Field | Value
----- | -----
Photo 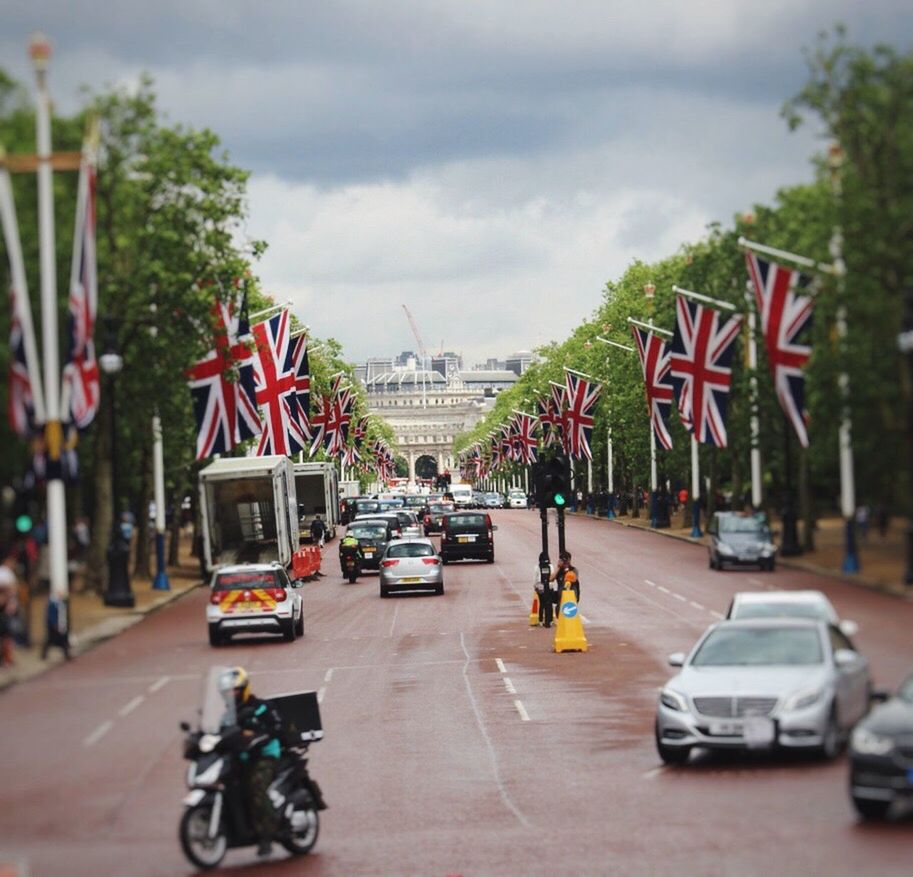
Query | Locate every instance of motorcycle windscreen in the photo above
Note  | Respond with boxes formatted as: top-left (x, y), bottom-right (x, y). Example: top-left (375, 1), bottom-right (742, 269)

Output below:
top-left (200, 665), bottom-right (237, 734)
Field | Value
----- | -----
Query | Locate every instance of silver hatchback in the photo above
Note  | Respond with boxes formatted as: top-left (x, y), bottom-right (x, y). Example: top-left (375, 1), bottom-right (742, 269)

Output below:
top-left (379, 538), bottom-right (444, 597)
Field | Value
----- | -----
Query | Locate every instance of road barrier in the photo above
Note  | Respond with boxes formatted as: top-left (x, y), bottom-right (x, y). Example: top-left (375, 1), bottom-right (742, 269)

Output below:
top-left (529, 591), bottom-right (540, 626)
top-left (292, 545), bottom-right (322, 580)
top-left (553, 588), bottom-right (587, 653)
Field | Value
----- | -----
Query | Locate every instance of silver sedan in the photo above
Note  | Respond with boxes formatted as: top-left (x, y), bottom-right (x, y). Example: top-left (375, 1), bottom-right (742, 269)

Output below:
top-left (379, 538), bottom-right (444, 597)
top-left (655, 618), bottom-right (871, 764)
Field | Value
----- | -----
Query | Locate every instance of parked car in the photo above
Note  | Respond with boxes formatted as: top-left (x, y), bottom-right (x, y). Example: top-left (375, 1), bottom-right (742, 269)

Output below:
top-left (507, 489), bottom-right (528, 509)
top-left (483, 492), bottom-right (504, 509)
top-left (727, 590), bottom-right (859, 638)
top-left (206, 563), bottom-right (303, 646)
top-left (708, 511), bottom-right (777, 571)
top-left (472, 491), bottom-right (486, 508)
top-left (848, 670), bottom-right (913, 819)
top-left (424, 502), bottom-right (456, 535)
top-left (379, 538), bottom-right (444, 597)
top-left (655, 618), bottom-right (871, 764)
top-left (342, 521), bottom-right (392, 570)
top-left (440, 511), bottom-right (497, 563)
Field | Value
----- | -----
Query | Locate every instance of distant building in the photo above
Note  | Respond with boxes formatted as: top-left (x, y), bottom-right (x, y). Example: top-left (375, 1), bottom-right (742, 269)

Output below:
top-left (459, 369), bottom-right (518, 396)
top-left (505, 350), bottom-right (533, 376)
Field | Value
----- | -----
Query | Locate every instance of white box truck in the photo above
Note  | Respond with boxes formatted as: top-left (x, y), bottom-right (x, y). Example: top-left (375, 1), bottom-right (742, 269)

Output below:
top-left (198, 455), bottom-right (298, 574)
top-left (294, 462), bottom-right (340, 541)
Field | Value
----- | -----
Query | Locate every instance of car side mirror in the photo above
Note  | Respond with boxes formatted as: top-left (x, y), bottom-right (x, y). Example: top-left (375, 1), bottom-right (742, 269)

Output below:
top-left (834, 648), bottom-right (858, 668)
top-left (839, 619), bottom-right (859, 638)
top-left (667, 652), bottom-right (685, 668)
top-left (869, 689), bottom-right (890, 704)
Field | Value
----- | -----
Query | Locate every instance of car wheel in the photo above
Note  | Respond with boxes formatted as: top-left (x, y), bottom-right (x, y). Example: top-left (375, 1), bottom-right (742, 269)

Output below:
top-left (852, 796), bottom-right (890, 820)
top-left (655, 721), bottom-right (690, 765)
top-left (767, 559), bottom-right (776, 572)
top-left (486, 551), bottom-right (495, 563)
top-left (208, 624), bottom-right (222, 647)
top-left (435, 584), bottom-right (444, 595)
top-left (282, 619), bottom-right (296, 642)
top-left (380, 587), bottom-right (389, 598)
top-left (818, 706), bottom-right (842, 759)
top-left (295, 611), bottom-right (304, 637)
top-left (708, 554), bottom-right (715, 570)
top-left (441, 556), bottom-right (448, 565)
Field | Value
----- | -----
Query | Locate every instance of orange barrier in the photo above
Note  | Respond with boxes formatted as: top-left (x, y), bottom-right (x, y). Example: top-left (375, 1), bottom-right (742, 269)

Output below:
top-left (292, 545), bottom-right (323, 580)
top-left (529, 592), bottom-right (540, 626)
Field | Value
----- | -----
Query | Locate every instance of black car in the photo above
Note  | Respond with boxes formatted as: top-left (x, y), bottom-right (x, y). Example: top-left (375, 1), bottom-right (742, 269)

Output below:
top-left (341, 522), bottom-right (390, 571)
top-left (439, 512), bottom-right (496, 563)
top-left (848, 672), bottom-right (913, 819)
top-left (402, 495), bottom-right (430, 517)
top-left (350, 498), bottom-right (381, 519)
top-left (423, 502), bottom-right (455, 535)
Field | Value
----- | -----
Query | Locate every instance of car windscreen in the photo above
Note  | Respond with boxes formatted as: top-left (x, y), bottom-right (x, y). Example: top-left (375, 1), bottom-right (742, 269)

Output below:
top-left (387, 542), bottom-right (435, 558)
top-left (448, 514), bottom-right (486, 527)
top-left (719, 516), bottom-right (768, 535)
top-left (378, 500), bottom-right (403, 510)
top-left (403, 497), bottom-right (425, 507)
top-left (348, 526), bottom-right (387, 540)
top-left (214, 570), bottom-right (278, 591)
top-left (691, 627), bottom-right (823, 666)
top-left (396, 512), bottom-right (417, 524)
top-left (429, 504), bottom-right (455, 513)
top-left (354, 501), bottom-right (380, 514)
top-left (732, 602), bottom-right (828, 621)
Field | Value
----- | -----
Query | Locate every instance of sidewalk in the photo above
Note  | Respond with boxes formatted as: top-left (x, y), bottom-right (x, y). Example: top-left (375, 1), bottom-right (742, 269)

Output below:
top-left (0, 536), bottom-right (203, 691)
top-left (570, 507), bottom-right (912, 599)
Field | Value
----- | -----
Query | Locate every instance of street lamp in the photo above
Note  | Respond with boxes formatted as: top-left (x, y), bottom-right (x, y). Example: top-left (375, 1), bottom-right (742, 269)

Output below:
top-left (100, 319), bottom-right (134, 607)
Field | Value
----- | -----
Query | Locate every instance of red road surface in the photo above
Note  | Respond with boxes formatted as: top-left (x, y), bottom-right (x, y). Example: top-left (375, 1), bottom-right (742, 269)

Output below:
top-left (1, 511), bottom-right (911, 876)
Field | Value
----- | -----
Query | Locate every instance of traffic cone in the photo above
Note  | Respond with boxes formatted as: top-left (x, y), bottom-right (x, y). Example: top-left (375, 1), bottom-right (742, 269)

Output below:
top-left (529, 591), bottom-right (540, 626)
top-left (553, 587), bottom-right (587, 653)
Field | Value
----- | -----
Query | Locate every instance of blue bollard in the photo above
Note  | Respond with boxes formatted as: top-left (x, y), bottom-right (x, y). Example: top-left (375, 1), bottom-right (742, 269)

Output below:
top-left (152, 532), bottom-right (171, 590)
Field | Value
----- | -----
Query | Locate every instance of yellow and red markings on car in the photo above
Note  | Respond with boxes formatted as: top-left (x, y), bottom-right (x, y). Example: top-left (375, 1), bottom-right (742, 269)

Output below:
top-left (217, 588), bottom-right (278, 613)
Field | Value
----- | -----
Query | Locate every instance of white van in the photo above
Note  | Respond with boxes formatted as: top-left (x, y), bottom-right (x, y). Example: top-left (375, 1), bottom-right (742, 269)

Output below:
top-left (449, 484), bottom-right (474, 507)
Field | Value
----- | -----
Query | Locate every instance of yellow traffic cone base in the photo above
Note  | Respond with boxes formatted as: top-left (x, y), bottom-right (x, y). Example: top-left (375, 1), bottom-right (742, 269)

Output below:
top-left (553, 588), bottom-right (588, 652)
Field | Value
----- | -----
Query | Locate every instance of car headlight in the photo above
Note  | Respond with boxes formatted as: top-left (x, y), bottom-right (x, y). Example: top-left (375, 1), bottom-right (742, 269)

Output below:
top-left (198, 733), bottom-right (219, 753)
top-left (851, 727), bottom-right (894, 756)
top-left (717, 542), bottom-right (735, 556)
top-left (784, 688), bottom-right (824, 711)
top-left (660, 689), bottom-right (688, 712)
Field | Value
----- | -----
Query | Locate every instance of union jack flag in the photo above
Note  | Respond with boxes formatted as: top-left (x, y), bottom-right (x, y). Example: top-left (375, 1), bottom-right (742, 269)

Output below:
top-left (549, 382), bottom-right (568, 452)
top-left (325, 383), bottom-right (353, 457)
top-left (490, 433), bottom-right (502, 471)
top-left (309, 394), bottom-right (329, 457)
top-left (563, 370), bottom-right (602, 461)
top-left (745, 252), bottom-right (814, 447)
top-left (252, 309), bottom-right (303, 456)
top-left (537, 395), bottom-right (558, 447)
top-left (513, 412), bottom-right (539, 464)
top-left (290, 335), bottom-right (311, 442)
top-left (62, 158), bottom-right (100, 429)
top-left (669, 295), bottom-right (743, 448)
top-left (632, 325), bottom-right (674, 450)
top-left (7, 287), bottom-right (34, 438)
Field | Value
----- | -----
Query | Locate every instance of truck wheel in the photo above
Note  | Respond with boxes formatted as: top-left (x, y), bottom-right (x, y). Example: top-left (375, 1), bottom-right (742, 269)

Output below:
top-left (208, 625), bottom-right (222, 647)
top-left (295, 611), bottom-right (304, 637)
top-left (282, 619), bottom-right (296, 642)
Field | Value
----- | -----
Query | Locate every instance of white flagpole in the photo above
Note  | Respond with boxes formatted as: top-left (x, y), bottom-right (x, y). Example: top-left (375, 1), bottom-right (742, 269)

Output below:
top-left (607, 425), bottom-right (615, 518)
top-left (31, 35), bottom-right (69, 604)
top-left (745, 282), bottom-right (763, 509)
top-left (0, 159), bottom-right (46, 421)
top-left (690, 434), bottom-right (702, 537)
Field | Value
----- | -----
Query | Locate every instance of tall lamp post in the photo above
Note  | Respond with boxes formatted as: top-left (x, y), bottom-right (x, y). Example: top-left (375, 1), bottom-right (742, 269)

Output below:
top-left (643, 281), bottom-right (661, 527)
top-left (100, 318), bottom-right (134, 607)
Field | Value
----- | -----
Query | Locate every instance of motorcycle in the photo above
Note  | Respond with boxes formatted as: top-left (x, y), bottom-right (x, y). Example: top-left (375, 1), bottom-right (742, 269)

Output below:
top-left (339, 542), bottom-right (362, 583)
top-left (178, 667), bottom-right (325, 870)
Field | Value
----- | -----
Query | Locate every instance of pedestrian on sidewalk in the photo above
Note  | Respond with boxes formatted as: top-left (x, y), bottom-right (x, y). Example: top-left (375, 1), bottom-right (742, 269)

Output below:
top-left (0, 551), bottom-right (22, 666)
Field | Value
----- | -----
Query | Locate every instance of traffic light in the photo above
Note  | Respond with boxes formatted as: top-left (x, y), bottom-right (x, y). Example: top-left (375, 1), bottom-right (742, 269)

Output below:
top-left (541, 454), bottom-right (570, 509)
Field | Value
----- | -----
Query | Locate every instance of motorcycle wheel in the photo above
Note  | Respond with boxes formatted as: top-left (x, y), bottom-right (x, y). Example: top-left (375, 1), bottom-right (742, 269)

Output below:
top-left (179, 803), bottom-right (227, 871)
top-left (281, 807), bottom-right (319, 856)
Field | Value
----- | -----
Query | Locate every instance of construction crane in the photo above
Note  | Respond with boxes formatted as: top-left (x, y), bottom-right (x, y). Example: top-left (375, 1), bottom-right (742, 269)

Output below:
top-left (402, 304), bottom-right (429, 407)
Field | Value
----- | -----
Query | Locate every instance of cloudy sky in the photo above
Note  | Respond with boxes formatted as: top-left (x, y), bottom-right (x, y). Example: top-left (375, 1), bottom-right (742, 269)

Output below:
top-left (3, 2), bottom-right (910, 367)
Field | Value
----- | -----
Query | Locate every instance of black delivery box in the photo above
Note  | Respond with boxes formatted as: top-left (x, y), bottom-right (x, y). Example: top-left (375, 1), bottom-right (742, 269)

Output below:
top-left (271, 690), bottom-right (323, 742)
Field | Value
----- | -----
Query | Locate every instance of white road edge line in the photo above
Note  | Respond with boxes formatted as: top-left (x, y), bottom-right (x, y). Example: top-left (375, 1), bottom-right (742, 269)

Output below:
top-left (642, 766), bottom-right (666, 779)
top-left (657, 585), bottom-right (671, 594)
top-left (514, 700), bottom-right (530, 722)
top-left (148, 675), bottom-right (170, 694)
top-left (580, 614), bottom-right (591, 623)
top-left (83, 720), bottom-right (113, 748)
top-left (644, 579), bottom-right (657, 587)
top-left (317, 687), bottom-right (326, 704)
top-left (709, 610), bottom-right (724, 619)
top-left (388, 602), bottom-right (400, 638)
top-left (118, 695), bottom-right (144, 717)
top-left (324, 668), bottom-right (334, 683)
top-left (504, 677), bottom-right (517, 695)
top-left (690, 601), bottom-right (705, 610)
top-left (672, 593), bottom-right (687, 602)
top-left (495, 658), bottom-right (506, 674)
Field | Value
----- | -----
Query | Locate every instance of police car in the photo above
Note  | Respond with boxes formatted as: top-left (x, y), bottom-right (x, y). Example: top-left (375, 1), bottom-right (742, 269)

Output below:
top-left (206, 563), bottom-right (304, 646)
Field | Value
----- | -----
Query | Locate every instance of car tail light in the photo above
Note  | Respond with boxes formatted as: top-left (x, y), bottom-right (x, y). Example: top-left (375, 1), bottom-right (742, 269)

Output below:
top-left (488, 529), bottom-right (493, 540)
top-left (210, 592), bottom-right (222, 605)
top-left (381, 559), bottom-right (400, 568)
top-left (485, 514), bottom-right (492, 527)
top-left (271, 588), bottom-right (287, 602)
top-left (424, 515), bottom-right (431, 524)
top-left (422, 558), bottom-right (440, 566)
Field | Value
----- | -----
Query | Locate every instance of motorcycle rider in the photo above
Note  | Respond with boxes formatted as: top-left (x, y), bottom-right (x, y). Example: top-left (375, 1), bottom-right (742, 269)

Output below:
top-left (218, 667), bottom-right (284, 858)
top-left (339, 532), bottom-right (362, 572)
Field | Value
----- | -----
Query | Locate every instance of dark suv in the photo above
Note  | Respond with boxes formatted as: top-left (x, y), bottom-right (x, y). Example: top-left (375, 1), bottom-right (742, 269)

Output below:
top-left (440, 512), bottom-right (497, 563)
top-left (424, 502), bottom-right (455, 535)
top-left (341, 522), bottom-right (391, 571)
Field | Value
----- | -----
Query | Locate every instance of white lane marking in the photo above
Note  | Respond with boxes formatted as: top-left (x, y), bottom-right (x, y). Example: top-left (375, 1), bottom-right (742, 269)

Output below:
top-left (514, 700), bottom-right (530, 722)
top-left (495, 658), bottom-right (506, 674)
top-left (580, 614), bottom-right (591, 623)
top-left (644, 579), bottom-right (657, 587)
top-left (118, 695), bottom-right (145, 717)
top-left (709, 610), bottom-right (724, 619)
top-left (672, 593), bottom-right (687, 602)
top-left (657, 585), bottom-right (671, 594)
top-left (324, 668), bottom-right (334, 683)
top-left (642, 766), bottom-right (666, 779)
top-left (317, 687), bottom-right (326, 704)
top-left (503, 677), bottom-right (517, 695)
top-left (148, 675), bottom-right (170, 694)
top-left (459, 632), bottom-right (530, 827)
top-left (747, 577), bottom-right (763, 586)
top-left (83, 720), bottom-right (113, 748)
top-left (690, 601), bottom-right (705, 610)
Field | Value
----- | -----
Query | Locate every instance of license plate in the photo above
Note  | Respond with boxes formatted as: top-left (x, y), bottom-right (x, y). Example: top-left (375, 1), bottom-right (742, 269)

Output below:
top-left (363, 550), bottom-right (374, 556)
top-left (237, 601), bottom-right (259, 612)
top-left (457, 535), bottom-right (476, 543)
top-left (742, 716), bottom-right (775, 748)
top-left (708, 721), bottom-right (742, 736)
top-left (400, 577), bottom-right (422, 584)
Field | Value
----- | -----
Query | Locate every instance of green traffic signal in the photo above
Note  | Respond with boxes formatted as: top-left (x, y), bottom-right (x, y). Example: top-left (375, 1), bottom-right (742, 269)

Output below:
top-left (554, 492), bottom-right (566, 507)
top-left (15, 514), bottom-right (33, 533)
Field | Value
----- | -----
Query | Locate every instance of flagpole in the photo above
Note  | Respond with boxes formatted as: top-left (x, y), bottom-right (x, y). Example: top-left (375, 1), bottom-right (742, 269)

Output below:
top-left (690, 435), bottom-right (702, 537)
top-left (152, 411), bottom-right (170, 590)
top-left (738, 236), bottom-right (835, 276)
top-left (595, 336), bottom-right (633, 518)
top-left (745, 282), bottom-right (763, 510)
top-left (30, 34), bottom-right (69, 604)
top-left (249, 300), bottom-right (292, 322)
top-left (672, 285), bottom-right (738, 312)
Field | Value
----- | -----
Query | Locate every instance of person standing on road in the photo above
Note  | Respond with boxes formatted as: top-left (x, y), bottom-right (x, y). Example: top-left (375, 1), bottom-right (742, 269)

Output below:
top-left (310, 515), bottom-right (327, 547)
top-left (550, 551), bottom-right (580, 605)
top-left (535, 553), bottom-right (556, 627)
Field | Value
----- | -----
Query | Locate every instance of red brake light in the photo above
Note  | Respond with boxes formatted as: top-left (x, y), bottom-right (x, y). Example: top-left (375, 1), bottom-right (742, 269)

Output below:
top-left (485, 514), bottom-right (492, 527)
top-left (381, 559), bottom-right (400, 568)
top-left (272, 588), bottom-right (287, 602)
top-left (210, 592), bottom-right (221, 605)
top-left (424, 515), bottom-right (431, 523)
top-left (422, 557), bottom-right (440, 566)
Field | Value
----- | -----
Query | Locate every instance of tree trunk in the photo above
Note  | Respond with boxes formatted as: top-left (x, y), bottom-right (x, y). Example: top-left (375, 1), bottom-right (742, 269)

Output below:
top-left (134, 442), bottom-right (152, 580)
top-left (799, 447), bottom-right (815, 552)
top-left (86, 389), bottom-right (113, 595)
